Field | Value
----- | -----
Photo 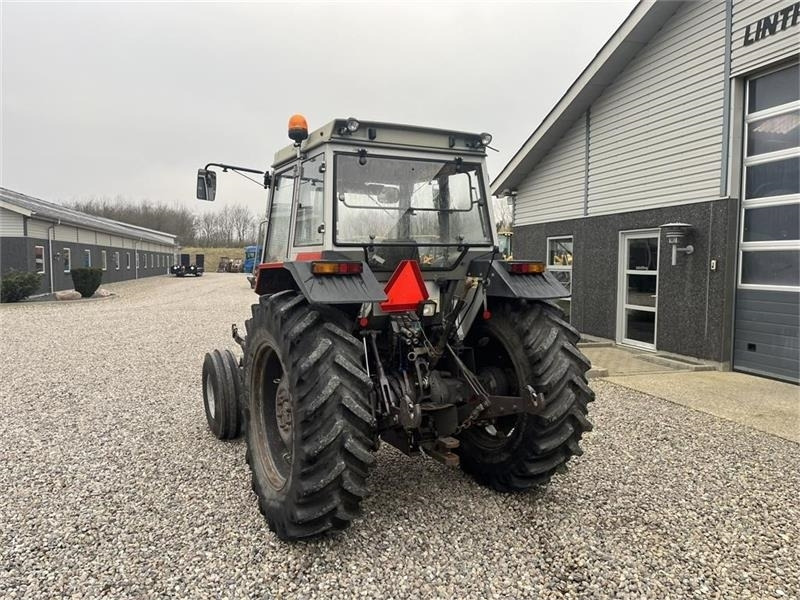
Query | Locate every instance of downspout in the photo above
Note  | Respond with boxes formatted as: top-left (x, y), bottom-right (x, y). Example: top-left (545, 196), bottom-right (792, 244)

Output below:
top-left (47, 219), bottom-right (60, 294)
top-left (134, 238), bottom-right (141, 280)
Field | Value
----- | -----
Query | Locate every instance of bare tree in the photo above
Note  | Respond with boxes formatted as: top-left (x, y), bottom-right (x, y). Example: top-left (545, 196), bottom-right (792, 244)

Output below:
top-left (229, 203), bottom-right (254, 243)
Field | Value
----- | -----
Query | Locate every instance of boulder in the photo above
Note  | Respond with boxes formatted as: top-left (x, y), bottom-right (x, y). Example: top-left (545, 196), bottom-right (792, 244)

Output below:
top-left (55, 290), bottom-right (82, 301)
top-left (94, 288), bottom-right (113, 298)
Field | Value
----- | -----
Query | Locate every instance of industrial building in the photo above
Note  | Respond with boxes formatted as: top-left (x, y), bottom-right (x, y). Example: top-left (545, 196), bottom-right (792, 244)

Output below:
top-left (492, 0), bottom-right (798, 382)
top-left (0, 188), bottom-right (178, 296)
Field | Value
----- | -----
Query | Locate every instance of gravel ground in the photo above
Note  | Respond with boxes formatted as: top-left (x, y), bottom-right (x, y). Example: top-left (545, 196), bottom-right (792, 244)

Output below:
top-left (1, 273), bottom-right (798, 599)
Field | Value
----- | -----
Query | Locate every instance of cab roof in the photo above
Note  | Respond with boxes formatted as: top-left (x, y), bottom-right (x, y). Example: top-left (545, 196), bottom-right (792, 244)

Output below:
top-left (272, 118), bottom-right (489, 167)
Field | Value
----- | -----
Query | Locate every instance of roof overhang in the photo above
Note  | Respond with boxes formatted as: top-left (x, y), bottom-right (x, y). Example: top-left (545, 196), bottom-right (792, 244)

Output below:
top-left (0, 199), bottom-right (33, 217)
top-left (491, 0), bottom-right (684, 196)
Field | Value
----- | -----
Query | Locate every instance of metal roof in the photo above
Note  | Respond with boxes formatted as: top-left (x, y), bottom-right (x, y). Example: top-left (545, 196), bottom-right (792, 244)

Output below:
top-left (273, 118), bottom-right (489, 167)
top-left (0, 187), bottom-right (178, 246)
top-left (490, 0), bottom-right (683, 196)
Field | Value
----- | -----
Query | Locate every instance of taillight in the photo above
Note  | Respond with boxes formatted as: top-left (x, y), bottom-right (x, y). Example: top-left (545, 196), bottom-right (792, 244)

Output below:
top-left (507, 261), bottom-right (546, 274)
top-left (310, 261), bottom-right (363, 275)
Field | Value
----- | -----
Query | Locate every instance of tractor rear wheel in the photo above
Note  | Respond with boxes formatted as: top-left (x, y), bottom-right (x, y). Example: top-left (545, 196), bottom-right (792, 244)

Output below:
top-left (457, 300), bottom-right (594, 492)
top-left (242, 291), bottom-right (376, 540)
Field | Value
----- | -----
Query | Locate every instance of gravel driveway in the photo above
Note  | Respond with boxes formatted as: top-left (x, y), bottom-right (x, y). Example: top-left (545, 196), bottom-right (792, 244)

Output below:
top-left (1, 274), bottom-right (797, 599)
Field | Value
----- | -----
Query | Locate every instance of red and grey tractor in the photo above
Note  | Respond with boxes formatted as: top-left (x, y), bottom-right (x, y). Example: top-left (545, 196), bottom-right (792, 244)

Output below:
top-left (196, 116), bottom-right (593, 540)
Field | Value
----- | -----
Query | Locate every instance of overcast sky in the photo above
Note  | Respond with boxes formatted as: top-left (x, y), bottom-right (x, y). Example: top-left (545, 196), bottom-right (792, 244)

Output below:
top-left (2, 1), bottom-right (636, 216)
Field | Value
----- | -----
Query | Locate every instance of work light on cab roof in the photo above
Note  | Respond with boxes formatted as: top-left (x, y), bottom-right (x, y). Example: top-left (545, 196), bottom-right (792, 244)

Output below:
top-left (194, 115), bottom-right (595, 541)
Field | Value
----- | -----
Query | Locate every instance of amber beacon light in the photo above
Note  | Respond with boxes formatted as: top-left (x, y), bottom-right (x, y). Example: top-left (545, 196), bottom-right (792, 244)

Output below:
top-left (288, 114), bottom-right (309, 143)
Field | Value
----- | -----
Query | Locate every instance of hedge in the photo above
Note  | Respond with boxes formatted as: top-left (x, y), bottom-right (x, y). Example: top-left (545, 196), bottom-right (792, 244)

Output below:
top-left (1, 270), bottom-right (41, 303)
top-left (70, 268), bottom-right (103, 298)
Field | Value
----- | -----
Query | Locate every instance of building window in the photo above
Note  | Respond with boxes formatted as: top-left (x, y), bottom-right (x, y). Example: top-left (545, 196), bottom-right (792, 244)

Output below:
top-left (63, 248), bottom-right (71, 272)
top-left (101, 250), bottom-right (108, 271)
top-left (143, 253), bottom-right (147, 269)
top-left (113, 252), bottom-right (120, 270)
top-left (740, 64), bottom-right (800, 290)
top-left (83, 249), bottom-right (92, 268)
top-left (150, 254), bottom-right (154, 269)
top-left (547, 236), bottom-right (573, 320)
top-left (34, 246), bottom-right (45, 274)
top-left (126, 252), bottom-right (131, 270)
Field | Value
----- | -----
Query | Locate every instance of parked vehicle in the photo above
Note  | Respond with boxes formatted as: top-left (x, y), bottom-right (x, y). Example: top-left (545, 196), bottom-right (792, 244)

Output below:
top-left (170, 253), bottom-right (204, 277)
top-left (196, 116), bottom-right (594, 540)
top-left (244, 245), bottom-right (262, 275)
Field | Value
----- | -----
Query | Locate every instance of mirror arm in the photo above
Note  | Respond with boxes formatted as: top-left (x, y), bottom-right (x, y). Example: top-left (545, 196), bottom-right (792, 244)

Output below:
top-left (204, 162), bottom-right (270, 188)
top-left (204, 162), bottom-right (264, 175)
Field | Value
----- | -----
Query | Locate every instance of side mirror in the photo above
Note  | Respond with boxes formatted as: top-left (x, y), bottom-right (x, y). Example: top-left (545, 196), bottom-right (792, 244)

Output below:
top-left (196, 169), bottom-right (217, 201)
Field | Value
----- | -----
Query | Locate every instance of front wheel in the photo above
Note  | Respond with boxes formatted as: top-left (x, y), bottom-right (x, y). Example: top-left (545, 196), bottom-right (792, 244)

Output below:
top-left (457, 300), bottom-right (594, 492)
top-left (241, 292), bottom-right (376, 540)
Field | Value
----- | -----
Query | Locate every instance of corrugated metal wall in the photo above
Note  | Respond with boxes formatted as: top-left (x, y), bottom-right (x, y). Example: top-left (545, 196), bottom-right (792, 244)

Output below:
top-left (0, 208), bottom-right (24, 236)
top-left (54, 224), bottom-right (78, 242)
top-left (589, 0), bottom-right (727, 216)
top-left (77, 228), bottom-right (95, 244)
top-left (27, 219), bottom-right (50, 239)
top-left (731, 0), bottom-right (800, 76)
top-left (514, 116), bottom-right (586, 226)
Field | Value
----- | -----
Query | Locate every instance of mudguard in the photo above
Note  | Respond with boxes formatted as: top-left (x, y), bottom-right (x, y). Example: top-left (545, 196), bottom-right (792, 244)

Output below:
top-left (255, 261), bottom-right (387, 304)
top-left (467, 260), bottom-right (569, 300)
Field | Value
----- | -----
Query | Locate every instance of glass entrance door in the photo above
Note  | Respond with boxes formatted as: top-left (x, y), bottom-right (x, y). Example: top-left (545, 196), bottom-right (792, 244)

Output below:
top-left (617, 230), bottom-right (659, 350)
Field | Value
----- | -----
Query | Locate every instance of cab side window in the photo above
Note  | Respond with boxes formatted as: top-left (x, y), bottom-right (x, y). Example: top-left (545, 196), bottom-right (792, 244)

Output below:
top-left (294, 154), bottom-right (325, 246)
top-left (264, 167), bottom-right (297, 262)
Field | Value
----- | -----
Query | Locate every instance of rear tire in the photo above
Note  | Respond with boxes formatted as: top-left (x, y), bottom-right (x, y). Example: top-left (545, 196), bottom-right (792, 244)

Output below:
top-left (457, 300), bottom-right (594, 492)
top-left (242, 291), bottom-right (376, 540)
top-left (202, 349), bottom-right (242, 439)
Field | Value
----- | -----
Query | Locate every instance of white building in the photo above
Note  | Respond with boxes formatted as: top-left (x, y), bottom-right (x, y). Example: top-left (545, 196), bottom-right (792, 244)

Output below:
top-left (492, 0), bottom-right (799, 382)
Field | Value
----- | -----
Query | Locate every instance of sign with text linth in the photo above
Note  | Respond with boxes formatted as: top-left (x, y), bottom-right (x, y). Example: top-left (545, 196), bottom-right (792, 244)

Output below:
top-left (743, 2), bottom-right (800, 46)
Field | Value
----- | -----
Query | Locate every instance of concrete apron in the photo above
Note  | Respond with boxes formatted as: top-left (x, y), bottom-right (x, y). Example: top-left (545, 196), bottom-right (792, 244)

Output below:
top-left (578, 340), bottom-right (800, 444)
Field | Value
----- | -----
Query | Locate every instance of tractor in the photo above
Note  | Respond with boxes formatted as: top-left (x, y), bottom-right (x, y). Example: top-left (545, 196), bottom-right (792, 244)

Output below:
top-left (196, 116), bottom-right (594, 540)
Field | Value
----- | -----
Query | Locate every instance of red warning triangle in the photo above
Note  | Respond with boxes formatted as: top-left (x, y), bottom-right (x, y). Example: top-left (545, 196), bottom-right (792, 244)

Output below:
top-left (380, 260), bottom-right (429, 313)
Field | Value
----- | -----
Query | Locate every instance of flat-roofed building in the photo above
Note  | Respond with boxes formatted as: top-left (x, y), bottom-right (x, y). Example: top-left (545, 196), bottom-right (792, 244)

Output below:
top-left (0, 187), bottom-right (178, 295)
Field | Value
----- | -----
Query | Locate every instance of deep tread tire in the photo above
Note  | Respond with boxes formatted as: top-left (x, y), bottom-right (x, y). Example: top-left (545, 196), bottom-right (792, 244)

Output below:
top-left (242, 291), bottom-right (376, 540)
top-left (202, 349), bottom-right (242, 439)
top-left (457, 300), bottom-right (594, 492)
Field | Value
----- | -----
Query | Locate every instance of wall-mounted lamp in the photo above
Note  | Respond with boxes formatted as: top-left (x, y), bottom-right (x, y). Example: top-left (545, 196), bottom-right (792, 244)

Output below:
top-left (660, 222), bottom-right (694, 266)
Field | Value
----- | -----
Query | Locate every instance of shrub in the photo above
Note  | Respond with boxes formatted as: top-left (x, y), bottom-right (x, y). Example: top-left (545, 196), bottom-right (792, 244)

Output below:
top-left (70, 267), bottom-right (103, 298)
top-left (1, 270), bottom-right (42, 303)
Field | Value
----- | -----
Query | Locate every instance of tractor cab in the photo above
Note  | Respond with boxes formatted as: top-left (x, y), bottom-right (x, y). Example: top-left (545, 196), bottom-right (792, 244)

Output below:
top-left (263, 117), bottom-right (496, 276)
top-left (198, 117), bottom-right (503, 306)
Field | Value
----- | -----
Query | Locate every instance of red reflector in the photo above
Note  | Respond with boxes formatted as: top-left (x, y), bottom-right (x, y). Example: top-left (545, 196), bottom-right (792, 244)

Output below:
top-left (295, 251), bottom-right (323, 261)
top-left (482, 310), bottom-right (492, 320)
top-left (380, 260), bottom-right (429, 313)
top-left (358, 317), bottom-right (369, 328)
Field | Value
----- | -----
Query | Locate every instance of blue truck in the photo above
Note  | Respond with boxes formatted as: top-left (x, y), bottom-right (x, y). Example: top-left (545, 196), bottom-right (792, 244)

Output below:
top-left (243, 245), bottom-right (262, 286)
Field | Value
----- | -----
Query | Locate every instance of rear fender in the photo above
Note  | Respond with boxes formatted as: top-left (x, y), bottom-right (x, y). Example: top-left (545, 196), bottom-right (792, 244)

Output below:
top-left (255, 261), bottom-right (387, 304)
top-left (467, 260), bottom-right (569, 300)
